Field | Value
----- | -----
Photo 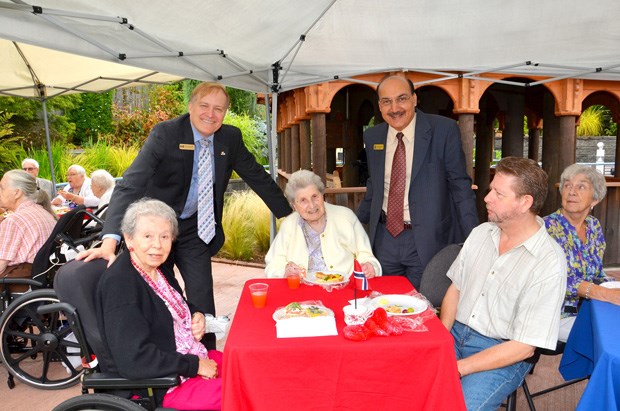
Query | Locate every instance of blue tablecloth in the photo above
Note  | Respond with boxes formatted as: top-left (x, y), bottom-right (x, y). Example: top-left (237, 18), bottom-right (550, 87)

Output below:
top-left (559, 299), bottom-right (620, 411)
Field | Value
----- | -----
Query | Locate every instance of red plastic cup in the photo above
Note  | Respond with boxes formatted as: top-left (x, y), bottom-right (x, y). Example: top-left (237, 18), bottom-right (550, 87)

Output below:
top-left (249, 283), bottom-right (269, 308)
top-left (286, 273), bottom-right (301, 289)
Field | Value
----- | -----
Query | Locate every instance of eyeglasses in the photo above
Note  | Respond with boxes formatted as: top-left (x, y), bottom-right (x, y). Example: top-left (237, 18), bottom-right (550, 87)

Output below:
top-left (378, 94), bottom-right (412, 107)
top-left (22, 167), bottom-right (36, 171)
top-left (66, 173), bottom-right (79, 177)
top-left (563, 182), bottom-right (591, 193)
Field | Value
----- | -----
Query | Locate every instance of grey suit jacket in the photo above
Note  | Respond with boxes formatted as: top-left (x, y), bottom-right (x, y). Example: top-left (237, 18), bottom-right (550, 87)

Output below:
top-left (356, 109), bottom-right (478, 266)
top-left (103, 113), bottom-right (291, 255)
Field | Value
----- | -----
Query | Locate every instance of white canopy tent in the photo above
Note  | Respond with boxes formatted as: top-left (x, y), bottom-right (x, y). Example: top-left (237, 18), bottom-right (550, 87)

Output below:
top-left (2, 0), bottom-right (619, 237)
top-left (1, 0), bottom-right (620, 93)
top-left (0, 39), bottom-right (181, 189)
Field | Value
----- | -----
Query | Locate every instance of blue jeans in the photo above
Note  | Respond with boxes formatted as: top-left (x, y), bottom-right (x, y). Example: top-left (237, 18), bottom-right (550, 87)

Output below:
top-left (451, 321), bottom-right (532, 411)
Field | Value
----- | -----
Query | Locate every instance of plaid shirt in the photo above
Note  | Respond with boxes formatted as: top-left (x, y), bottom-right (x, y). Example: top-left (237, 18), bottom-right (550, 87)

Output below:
top-left (0, 200), bottom-right (56, 265)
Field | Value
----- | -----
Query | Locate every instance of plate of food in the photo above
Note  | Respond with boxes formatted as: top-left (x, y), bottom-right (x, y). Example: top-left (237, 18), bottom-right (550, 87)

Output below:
top-left (371, 294), bottom-right (428, 316)
top-left (273, 302), bottom-right (334, 322)
top-left (600, 281), bottom-right (620, 289)
top-left (305, 271), bottom-right (349, 286)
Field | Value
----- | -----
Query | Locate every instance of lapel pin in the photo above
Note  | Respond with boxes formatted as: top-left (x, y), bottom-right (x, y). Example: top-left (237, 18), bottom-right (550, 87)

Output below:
top-left (373, 144), bottom-right (384, 150)
top-left (220, 151), bottom-right (226, 156)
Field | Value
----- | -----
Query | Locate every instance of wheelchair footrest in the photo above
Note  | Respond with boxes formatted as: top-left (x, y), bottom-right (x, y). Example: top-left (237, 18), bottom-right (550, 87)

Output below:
top-left (83, 373), bottom-right (179, 389)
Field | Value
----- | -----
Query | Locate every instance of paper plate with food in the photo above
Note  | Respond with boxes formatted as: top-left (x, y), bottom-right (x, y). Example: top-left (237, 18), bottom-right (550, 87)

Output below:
top-left (273, 301), bottom-right (334, 322)
top-left (600, 281), bottom-right (620, 289)
top-left (371, 294), bottom-right (428, 316)
top-left (304, 270), bottom-right (349, 286)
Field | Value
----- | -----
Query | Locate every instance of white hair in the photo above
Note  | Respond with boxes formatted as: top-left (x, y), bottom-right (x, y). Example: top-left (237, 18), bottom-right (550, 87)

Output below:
top-left (90, 169), bottom-right (116, 191)
top-left (68, 164), bottom-right (86, 176)
top-left (22, 158), bottom-right (40, 169)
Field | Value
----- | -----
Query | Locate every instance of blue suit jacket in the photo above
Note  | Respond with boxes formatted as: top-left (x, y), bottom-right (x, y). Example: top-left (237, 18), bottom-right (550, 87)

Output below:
top-left (356, 109), bottom-right (478, 267)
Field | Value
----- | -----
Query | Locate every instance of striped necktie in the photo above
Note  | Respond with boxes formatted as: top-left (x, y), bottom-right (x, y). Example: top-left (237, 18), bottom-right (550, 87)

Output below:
top-left (198, 138), bottom-right (215, 243)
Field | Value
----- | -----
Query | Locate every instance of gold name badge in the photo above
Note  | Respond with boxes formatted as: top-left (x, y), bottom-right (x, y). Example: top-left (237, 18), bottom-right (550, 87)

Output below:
top-left (373, 144), bottom-right (384, 150)
top-left (179, 144), bottom-right (195, 151)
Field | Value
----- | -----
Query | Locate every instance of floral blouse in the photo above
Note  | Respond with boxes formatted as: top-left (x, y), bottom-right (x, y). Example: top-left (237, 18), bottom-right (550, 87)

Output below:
top-left (298, 216), bottom-right (328, 272)
top-left (544, 209), bottom-right (609, 318)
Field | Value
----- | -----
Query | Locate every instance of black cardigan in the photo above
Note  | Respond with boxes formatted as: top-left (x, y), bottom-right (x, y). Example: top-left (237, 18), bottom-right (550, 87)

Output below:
top-left (95, 251), bottom-right (200, 380)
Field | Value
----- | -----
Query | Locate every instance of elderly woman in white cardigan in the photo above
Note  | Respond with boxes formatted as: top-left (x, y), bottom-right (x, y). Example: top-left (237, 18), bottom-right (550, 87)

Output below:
top-left (265, 169), bottom-right (381, 279)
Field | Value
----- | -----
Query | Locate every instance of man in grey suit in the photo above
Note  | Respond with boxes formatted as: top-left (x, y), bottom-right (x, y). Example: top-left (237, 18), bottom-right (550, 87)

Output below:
top-left (356, 75), bottom-right (478, 289)
top-left (80, 82), bottom-right (292, 348)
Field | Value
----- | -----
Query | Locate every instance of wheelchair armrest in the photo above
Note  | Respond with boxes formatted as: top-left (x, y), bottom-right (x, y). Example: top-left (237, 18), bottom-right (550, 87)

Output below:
top-left (37, 302), bottom-right (76, 316)
top-left (0, 278), bottom-right (45, 288)
top-left (82, 373), bottom-right (180, 390)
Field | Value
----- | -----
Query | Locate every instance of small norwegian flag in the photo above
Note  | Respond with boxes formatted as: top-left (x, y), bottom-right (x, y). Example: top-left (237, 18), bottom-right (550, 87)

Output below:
top-left (352, 260), bottom-right (369, 291)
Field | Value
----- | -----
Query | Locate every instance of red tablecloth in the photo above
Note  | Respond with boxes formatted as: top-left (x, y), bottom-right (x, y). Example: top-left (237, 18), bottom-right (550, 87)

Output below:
top-left (222, 277), bottom-right (465, 411)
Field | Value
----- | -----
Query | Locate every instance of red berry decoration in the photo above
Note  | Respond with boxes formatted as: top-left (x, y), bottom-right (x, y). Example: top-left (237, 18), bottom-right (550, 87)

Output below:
top-left (343, 325), bottom-right (370, 341)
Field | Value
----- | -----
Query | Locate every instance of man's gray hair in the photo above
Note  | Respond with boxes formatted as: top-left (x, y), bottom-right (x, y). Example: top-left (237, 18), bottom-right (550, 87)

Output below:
top-left (559, 164), bottom-right (607, 202)
top-left (68, 164), bottom-right (86, 176)
top-left (21, 158), bottom-right (40, 169)
top-left (90, 169), bottom-right (116, 192)
top-left (284, 169), bottom-right (325, 204)
top-left (121, 198), bottom-right (179, 239)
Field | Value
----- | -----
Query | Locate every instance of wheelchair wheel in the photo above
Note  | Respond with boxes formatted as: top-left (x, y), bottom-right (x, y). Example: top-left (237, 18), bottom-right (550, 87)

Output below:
top-left (52, 393), bottom-right (147, 411)
top-left (0, 289), bottom-right (84, 389)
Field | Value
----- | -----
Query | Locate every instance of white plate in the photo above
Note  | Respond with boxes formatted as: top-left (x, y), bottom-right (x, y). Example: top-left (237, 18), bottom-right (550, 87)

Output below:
top-left (305, 271), bottom-right (349, 286)
top-left (600, 281), bottom-right (620, 289)
top-left (371, 294), bottom-right (428, 316)
top-left (272, 303), bottom-right (335, 322)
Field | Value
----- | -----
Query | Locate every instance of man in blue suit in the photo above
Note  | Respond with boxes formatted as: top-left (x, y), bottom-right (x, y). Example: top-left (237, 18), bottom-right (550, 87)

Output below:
top-left (356, 75), bottom-right (478, 289)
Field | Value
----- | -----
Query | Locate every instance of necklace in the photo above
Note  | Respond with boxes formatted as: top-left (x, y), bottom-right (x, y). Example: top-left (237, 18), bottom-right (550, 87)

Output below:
top-left (130, 258), bottom-right (188, 320)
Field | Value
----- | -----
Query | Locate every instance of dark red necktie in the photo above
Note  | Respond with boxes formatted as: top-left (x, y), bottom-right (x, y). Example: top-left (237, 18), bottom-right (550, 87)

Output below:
top-left (386, 132), bottom-right (406, 237)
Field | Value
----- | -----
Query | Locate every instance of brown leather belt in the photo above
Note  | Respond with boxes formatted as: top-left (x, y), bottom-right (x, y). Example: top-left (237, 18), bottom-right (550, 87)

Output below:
top-left (379, 210), bottom-right (411, 229)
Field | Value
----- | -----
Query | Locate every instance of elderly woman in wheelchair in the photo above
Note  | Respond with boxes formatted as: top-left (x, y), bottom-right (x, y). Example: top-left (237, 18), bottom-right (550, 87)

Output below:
top-left (0, 169), bottom-right (56, 279)
top-left (90, 198), bottom-right (222, 410)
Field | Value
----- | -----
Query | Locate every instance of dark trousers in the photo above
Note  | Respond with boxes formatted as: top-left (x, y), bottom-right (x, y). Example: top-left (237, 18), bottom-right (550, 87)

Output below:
top-left (374, 221), bottom-right (424, 290)
top-left (163, 213), bottom-right (216, 349)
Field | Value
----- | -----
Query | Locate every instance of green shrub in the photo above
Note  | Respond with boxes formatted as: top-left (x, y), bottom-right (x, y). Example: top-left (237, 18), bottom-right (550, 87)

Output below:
top-left (219, 191), bottom-right (257, 261)
top-left (69, 92), bottom-right (114, 145)
top-left (112, 84), bottom-right (185, 145)
top-left (578, 106), bottom-right (604, 137)
top-left (0, 111), bottom-right (26, 173)
top-left (224, 112), bottom-right (268, 164)
top-left (218, 191), bottom-right (275, 261)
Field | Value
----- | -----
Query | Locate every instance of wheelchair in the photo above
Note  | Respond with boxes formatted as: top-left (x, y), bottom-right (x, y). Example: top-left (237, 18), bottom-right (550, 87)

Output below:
top-left (45, 259), bottom-right (179, 411)
top-left (0, 205), bottom-right (105, 390)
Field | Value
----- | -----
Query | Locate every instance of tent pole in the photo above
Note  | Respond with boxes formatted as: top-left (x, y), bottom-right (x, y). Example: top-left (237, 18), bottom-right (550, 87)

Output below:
top-left (265, 89), bottom-right (277, 243)
top-left (41, 99), bottom-right (57, 197)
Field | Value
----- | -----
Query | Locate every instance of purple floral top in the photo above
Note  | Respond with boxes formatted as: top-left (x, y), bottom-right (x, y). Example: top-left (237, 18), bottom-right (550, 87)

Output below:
top-left (544, 209), bottom-right (609, 318)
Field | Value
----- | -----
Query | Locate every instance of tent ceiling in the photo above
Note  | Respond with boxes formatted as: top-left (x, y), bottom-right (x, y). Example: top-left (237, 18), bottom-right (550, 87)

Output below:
top-left (1, 0), bottom-right (620, 93)
top-left (0, 40), bottom-right (182, 99)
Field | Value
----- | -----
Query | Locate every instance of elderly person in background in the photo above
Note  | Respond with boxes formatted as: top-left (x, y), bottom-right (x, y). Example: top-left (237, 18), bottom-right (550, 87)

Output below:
top-left (265, 169), bottom-right (381, 279)
top-left (90, 169), bottom-right (116, 209)
top-left (544, 164), bottom-right (620, 341)
top-left (21, 158), bottom-right (54, 199)
top-left (51, 164), bottom-right (98, 208)
top-left (0, 170), bottom-right (57, 276)
top-left (97, 198), bottom-right (221, 410)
